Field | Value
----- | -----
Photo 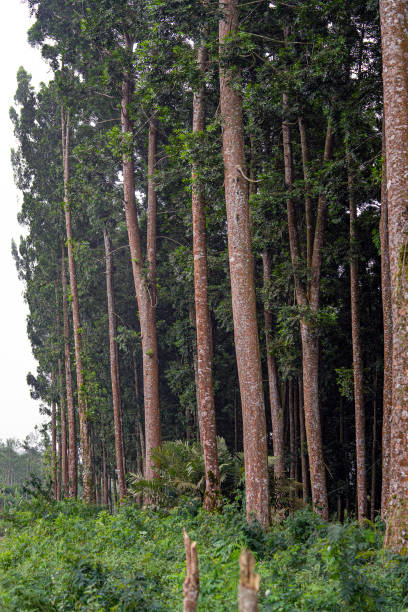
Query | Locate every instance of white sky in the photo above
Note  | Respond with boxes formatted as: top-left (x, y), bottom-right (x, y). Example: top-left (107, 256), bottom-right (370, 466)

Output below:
top-left (1, 1), bottom-right (51, 441)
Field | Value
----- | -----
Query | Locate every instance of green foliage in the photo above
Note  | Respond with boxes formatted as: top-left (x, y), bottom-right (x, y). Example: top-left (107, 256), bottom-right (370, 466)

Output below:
top-left (0, 500), bottom-right (407, 611)
top-left (129, 438), bottom-right (236, 507)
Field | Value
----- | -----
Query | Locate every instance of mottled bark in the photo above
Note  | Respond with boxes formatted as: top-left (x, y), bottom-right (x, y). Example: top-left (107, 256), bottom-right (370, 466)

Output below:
top-left (61, 108), bottom-right (94, 503)
top-left (104, 229), bottom-right (127, 500)
top-left (219, 0), bottom-right (269, 526)
top-left (380, 135), bottom-right (393, 519)
top-left (192, 42), bottom-right (220, 509)
top-left (347, 151), bottom-right (367, 522)
top-left (262, 250), bottom-right (284, 480)
top-left (282, 93), bottom-right (331, 518)
top-left (380, 0), bottom-right (408, 553)
top-left (121, 70), bottom-right (161, 481)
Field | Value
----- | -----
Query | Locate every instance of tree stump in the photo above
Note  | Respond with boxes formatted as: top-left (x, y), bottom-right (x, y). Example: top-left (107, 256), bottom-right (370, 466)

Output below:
top-left (238, 549), bottom-right (260, 612)
top-left (183, 529), bottom-right (199, 611)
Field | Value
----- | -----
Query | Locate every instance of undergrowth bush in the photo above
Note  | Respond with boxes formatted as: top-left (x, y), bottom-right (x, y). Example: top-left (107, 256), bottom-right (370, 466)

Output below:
top-left (0, 499), bottom-right (407, 610)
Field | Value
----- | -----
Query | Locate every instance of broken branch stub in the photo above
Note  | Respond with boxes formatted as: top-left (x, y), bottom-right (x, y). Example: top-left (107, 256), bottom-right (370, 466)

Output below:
top-left (183, 529), bottom-right (199, 611)
top-left (238, 549), bottom-right (260, 612)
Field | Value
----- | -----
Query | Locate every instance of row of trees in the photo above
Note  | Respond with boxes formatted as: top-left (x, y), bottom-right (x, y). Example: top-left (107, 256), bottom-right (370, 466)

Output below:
top-left (10, 0), bottom-right (408, 551)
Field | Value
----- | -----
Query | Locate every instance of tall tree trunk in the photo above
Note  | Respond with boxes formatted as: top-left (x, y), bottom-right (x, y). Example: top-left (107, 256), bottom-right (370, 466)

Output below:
top-left (55, 284), bottom-right (68, 497)
top-left (219, 0), bottom-right (269, 526)
top-left (289, 379), bottom-right (295, 482)
top-left (101, 439), bottom-right (109, 507)
top-left (192, 42), bottom-right (221, 509)
top-left (57, 420), bottom-right (62, 501)
top-left (380, 134), bottom-right (393, 519)
top-left (104, 229), bottom-right (127, 499)
top-left (283, 93), bottom-right (331, 518)
top-left (298, 116), bottom-right (313, 273)
top-left (121, 65), bottom-right (161, 480)
top-left (262, 250), bottom-right (284, 480)
top-left (58, 357), bottom-right (68, 495)
top-left (51, 379), bottom-right (57, 500)
top-left (298, 378), bottom-right (309, 502)
top-left (61, 245), bottom-right (77, 498)
top-left (347, 150), bottom-right (367, 522)
top-left (380, 0), bottom-right (408, 553)
top-left (61, 108), bottom-right (94, 503)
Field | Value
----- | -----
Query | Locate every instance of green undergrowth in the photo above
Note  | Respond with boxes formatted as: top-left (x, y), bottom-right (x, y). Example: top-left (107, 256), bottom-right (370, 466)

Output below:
top-left (0, 498), bottom-right (407, 611)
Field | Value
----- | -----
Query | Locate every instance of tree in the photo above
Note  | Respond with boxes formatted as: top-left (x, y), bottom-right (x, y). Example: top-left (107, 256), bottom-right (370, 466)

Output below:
top-left (379, 0), bottom-right (408, 553)
top-left (219, 0), bottom-right (269, 526)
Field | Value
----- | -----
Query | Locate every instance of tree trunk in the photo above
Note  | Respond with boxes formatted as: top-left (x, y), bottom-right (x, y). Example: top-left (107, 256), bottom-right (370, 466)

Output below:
top-left (238, 550), bottom-right (259, 612)
top-left (347, 150), bottom-right (367, 522)
top-left (289, 379), bottom-right (295, 482)
top-left (283, 93), bottom-right (331, 518)
top-left (262, 250), bottom-right (284, 479)
top-left (298, 116), bottom-right (313, 273)
top-left (380, 0), bottom-right (408, 553)
top-left (104, 229), bottom-right (127, 499)
top-left (58, 356), bottom-right (68, 495)
top-left (380, 133), bottom-right (393, 519)
top-left (219, 0), bottom-right (269, 526)
top-left (51, 381), bottom-right (57, 500)
top-left (183, 530), bottom-right (199, 612)
top-left (101, 439), bottom-right (109, 507)
top-left (61, 108), bottom-right (94, 503)
top-left (61, 244), bottom-right (77, 498)
top-left (298, 378), bottom-right (309, 502)
top-left (192, 41), bottom-right (221, 509)
top-left (121, 68), bottom-right (161, 481)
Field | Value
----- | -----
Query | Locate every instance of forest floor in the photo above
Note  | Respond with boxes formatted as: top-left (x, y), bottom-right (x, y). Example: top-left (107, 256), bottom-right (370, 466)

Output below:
top-left (0, 498), bottom-right (406, 611)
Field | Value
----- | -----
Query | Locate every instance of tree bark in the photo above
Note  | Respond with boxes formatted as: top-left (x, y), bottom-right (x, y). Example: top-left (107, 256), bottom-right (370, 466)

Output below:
top-left (121, 67), bottom-right (161, 481)
top-left (192, 41), bottom-right (221, 509)
top-left (61, 107), bottom-right (94, 503)
top-left (61, 244), bottom-right (77, 498)
top-left (104, 229), bottom-right (127, 500)
top-left (347, 150), bottom-right (367, 522)
top-left (283, 93), bottom-right (331, 518)
top-left (262, 250), bottom-right (284, 480)
top-left (380, 133), bottom-right (393, 519)
top-left (380, 0), bottom-right (408, 553)
top-left (219, 0), bottom-right (269, 526)
top-left (238, 549), bottom-right (259, 612)
top-left (298, 378), bottom-right (309, 502)
top-left (183, 530), bottom-right (199, 612)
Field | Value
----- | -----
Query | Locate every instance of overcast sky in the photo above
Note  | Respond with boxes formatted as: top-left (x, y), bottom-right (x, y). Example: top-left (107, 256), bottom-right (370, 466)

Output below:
top-left (1, 1), bottom-right (51, 441)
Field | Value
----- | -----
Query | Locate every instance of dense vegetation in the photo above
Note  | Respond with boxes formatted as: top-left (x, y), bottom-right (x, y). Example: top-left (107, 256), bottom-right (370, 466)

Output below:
top-left (1, 498), bottom-right (408, 611)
